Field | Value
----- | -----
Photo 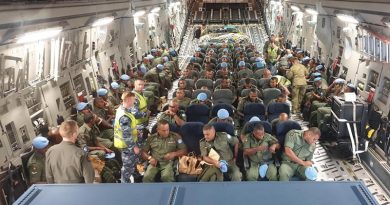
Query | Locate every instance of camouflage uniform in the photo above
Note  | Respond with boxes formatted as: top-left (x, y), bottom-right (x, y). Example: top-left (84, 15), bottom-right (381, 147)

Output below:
top-left (279, 130), bottom-right (315, 181)
top-left (242, 133), bottom-right (279, 181)
top-left (27, 151), bottom-right (46, 184)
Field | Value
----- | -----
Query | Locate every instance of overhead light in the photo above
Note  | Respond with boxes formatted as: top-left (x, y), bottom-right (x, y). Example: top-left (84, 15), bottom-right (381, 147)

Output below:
top-left (133, 10), bottom-right (146, 17)
top-left (305, 8), bottom-right (318, 15)
top-left (291, 6), bottom-right (300, 12)
top-left (151, 7), bottom-right (160, 13)
top-left (17, 27), bottom-right (62, 44)
top-left (92, 16), bottom-right (114, 27)
top-left (381, 17), bottom-right (390, 28)
top-left (336, 14), bottom-right (359, 24)
top-left (292, 11), bottom-right (303, 16)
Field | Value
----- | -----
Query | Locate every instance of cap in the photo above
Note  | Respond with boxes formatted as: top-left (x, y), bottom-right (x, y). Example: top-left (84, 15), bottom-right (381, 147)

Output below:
top-left (287, 54), bottom-right (293, 59)
top-left (163, 56), bottom-right (169, 62)
top-left (334, 78), bottom-right (345, 84)
top-left (97, 88), bottom-right (108, 96)
top-left (190, 57), bottom-right (196, 63)
top-left (120, 74), bottom-right (130, 81)
top-left (313, 77), bottom-right (322, 82)
top-left (219, 160), bottom-right (228, 173)
top-left (197, 92), bottom-right (207, 101)
top-left (255, 57), bottom-right (264, 62)
top-left (238, 61), bottom-right (246, 67)
top-left (255, 61), bottom-right (265, 68)
top-left (235, 47), bottom-right (242, 51)
top-left (111, 82), bottom-right (119, 89)
top-left (140, 65), bottom-right (147, 74)
top-left (151, 48), bottom-right (157, 53)
top-left (259, 164), bottom-right (269, 178)
top-left (305, 167), bottom-right (318, 181)
top-left (32, 136), bottom-right (49, 149)
top-left (311, 72), bottom-right (321, 78)
top-left (249, 116), bottom-right (261, 122)
top-left (221, 62), bottom-right (228, 68)
top-left (302, 56), bottom-right (310, 62)
top-left (223, 48), bottom-right (229, 53)
top-left (316, 65), bottom-right (324, 71)
top-left (217, 109), bottom-right (229, 119)
top-left (157, 64), bottom-right (164, 70)
top-left (76, 102), bottom-right (88, 111)
top-left (195, 47), bottom-right (201, 52)
top-left (347, 83), bottom-right (356, 92)
top-left (147, 54), bottom-right (154, 60)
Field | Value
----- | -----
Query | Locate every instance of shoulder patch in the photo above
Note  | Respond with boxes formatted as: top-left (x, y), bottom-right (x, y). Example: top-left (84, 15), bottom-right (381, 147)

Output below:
top-left (177, 139), bottom-right (183, 144)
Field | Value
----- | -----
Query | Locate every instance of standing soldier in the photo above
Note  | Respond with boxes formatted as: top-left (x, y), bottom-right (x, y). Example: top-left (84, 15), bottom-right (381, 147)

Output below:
top-left (114, 92), bottom-right (140, 183)
top-left (279, 128), bottom-right (321, 181)
top-left (27, 136), bottom-right (49, 185)
top-left (287, 57), bottom-right (309, 114)
top-left (131, 78), bottom-right (150, 146)
top-left (45, 120), bottom-right (95, 183)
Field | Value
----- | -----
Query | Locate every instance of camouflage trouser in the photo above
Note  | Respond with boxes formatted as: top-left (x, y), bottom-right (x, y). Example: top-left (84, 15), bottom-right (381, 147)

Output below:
top-left (121, 147), bottom-right (140, 183)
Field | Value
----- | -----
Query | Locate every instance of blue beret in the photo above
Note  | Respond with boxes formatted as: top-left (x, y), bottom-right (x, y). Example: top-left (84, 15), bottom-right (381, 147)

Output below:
top-left (223, 48), bottom-right (229, 52)
top-left (151, 48), bottom-right (157, 53)
top-left (140, 65), bottom-right (147, 74)
top-left (305, 167), bottom-right (318, 181)
top-left (334, 78), bottom-right (345, 84)
top-left (147, 54), bottom-right (154, 60)
top-left (197, 92), bottom-right (207, 101)
top-left (314, 77), bottom-right (322, 82)
top-left (219, 160), bottom-right (228, 173)
top-left (235, 47), bottom-right (241, 51)
top-left (259, 164), bottom-right (269, 178)
top-left (238, 61), bottom-right (246, 67)
top-left (255, 57), bottom-right (264, 62)
top-left (157, 64), bottom-right (164, 70)
top-left (195, 47), bottom-right (201, 52)
top-left (97, 88), bottom-right (108, 96)
top-left (217, 109), bottom-right (229, 119)
top-left (311, 72), bottom-right (321, 77)
top-left (76, 102), bottom-right (88, 111)
top-left (162, 56), bottom-right (169, 62)
top-left (221, 62), bottom-right (228, 68)
top-left (316, 65), bottom-right (324, 71)
top-left (255, 61), bottom-right (265, 69)
top-left (249, 116), bottom-right (261, 122)
top-left (32, 136), bottom-right (49, 149)
top-left (302, 56), bottom-right (310, 62)
top-left (111, 82), bottom-right (119, 89)
top-left (347, 83), bottom-right (356, 91)
top-left (120, 74), bottom-right (130, 81)
top-left (287, 54), bottom-right (294, 59)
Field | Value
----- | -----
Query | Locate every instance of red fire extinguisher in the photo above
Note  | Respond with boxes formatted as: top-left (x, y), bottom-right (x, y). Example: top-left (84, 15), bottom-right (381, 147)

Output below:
top-left (367, 88), bottom-right (375, 103)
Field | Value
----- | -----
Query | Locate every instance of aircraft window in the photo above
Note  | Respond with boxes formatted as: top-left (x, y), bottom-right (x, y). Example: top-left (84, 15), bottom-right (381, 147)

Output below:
top-left (344, 37), bottom-right (352, 59)
top-left (73, 74), bottom-right (86, 96)
top-left (24, 89), bottom-right (41, 116)
top-left (367, 70), bottom-right (379, 91)
top-left (60, 82), bottom-right (76, 110)
top-left (382, 42), bottom-right (390, 63)
top-left (369, 36), bottom-right (375, 56)
top-left (19, 125), bottom-right (29, 143)
top-left (379, 77), bottom-right (390, 104)
top-left (5, 122), bottom-right (20, 151)
top-left (362, 35), bottom-right (369, 54)
top-left (374, 38), bottom-right (381, 60)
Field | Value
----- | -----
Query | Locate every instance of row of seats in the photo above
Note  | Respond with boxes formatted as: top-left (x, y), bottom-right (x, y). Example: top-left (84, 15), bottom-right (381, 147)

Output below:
top-left (193, 9), bottom-right (260, 24)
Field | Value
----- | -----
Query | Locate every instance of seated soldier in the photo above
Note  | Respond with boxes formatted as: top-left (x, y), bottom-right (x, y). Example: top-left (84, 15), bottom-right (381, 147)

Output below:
top-left (142, 120), bottom-right (187, 182)
top-left (269, 93), bottom-right (287, 104)
top-left (237, 88), bottom-right (263, 118)
top-left (199, 124), bottom-right (242, 181)
top-left (28, 136), bottom-right (49, 185)
top-left (119, 74), bottom-right (131, 93)
top-left (201, 68), bottom-right (215, 80)
top-left (239, 116), bottom-right (261, 141)
top-left (271, 113), bottom-right (289, 134)
top-left (75, 102), bottom-right (113, 131)
top-left (190, 92), bottom-right (213, 108)
top-left (214, 78), bottom-right (237, 102)
top-left (279, 127), bottom-right (321, 181)
top-left (243, 124), bottom-right (280, 181)
top-left (158, 99), bottom-right (186, 127)
top-left (93, 97), bottom-right (115, 123)
top-left (262, 69), bottom-right (272, 79)
top-left (108, 82), bottom-right (121, 108)
top-left (264, 76), bottom-right (290, 95)
top-left (209, 109), bottom-right (234, 125)
top-left (174, 88), bottom-right (191, 108)
top-left (238, 78), bottom-right (257, 95)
